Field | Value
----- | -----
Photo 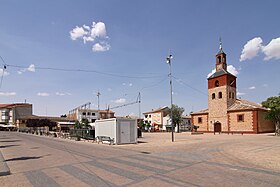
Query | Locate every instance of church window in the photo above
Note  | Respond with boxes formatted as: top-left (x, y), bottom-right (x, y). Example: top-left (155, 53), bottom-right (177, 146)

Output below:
top-left (232, 92), bottom-right (235, 99)
top-left (218, 56), bottom-right (221, 63)
top-left (219, 92), bottom-right (222, 98)
top-left (212, 93), bottom-right (215, 99)
top-left (198, 117), bottom-right (202, 123)
top-left (229, 92), bottom-right (231, 98)
top-left (215, 80), bottom-right (219, 87)
top-left (237, 114), bottom-right (244, 122)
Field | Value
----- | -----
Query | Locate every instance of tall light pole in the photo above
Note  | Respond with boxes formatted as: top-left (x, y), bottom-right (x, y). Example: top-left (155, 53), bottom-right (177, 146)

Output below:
top-left (166, 54), bottom-right (174, 142)
top-left (97, 91), bottom-right (101, 111)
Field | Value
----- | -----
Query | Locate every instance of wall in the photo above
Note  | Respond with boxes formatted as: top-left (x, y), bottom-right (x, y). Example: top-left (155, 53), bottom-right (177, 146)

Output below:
top-left (228, 111), bottom-right (254, 132)
top-left (192, 114), bottom-right (208, 131)
top-left (257, 110), bottom-right (274, 133)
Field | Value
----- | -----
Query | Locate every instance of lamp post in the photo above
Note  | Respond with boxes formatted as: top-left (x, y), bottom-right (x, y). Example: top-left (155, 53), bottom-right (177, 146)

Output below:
top-left (166, 54), bottom-right (174, 142)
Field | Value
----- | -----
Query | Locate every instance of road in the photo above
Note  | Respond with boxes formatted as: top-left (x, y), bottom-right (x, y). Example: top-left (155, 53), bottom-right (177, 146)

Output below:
top-left (0, 131), bottom-right (280, 187)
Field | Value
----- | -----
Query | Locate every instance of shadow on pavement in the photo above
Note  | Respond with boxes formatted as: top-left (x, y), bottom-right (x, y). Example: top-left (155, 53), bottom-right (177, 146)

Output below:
top-left (0, 145), bottom-right (19, 148)
top-left (5, 156), bottom-right (43, 162)
top-left (0, 140), bottom-right (22, 143)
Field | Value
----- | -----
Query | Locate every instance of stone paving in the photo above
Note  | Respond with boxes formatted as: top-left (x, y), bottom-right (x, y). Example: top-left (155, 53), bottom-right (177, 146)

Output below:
top-left (0, 131), bottom-right (280, 187)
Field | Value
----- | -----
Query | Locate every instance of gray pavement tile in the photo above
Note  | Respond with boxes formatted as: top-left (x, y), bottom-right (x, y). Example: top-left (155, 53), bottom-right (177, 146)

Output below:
top-left (60, 165), bottom-right (115, 187)
top-left (0, 150), bottom-right (10, 176)
top-left (127, 155), bottom-right (185, 168)
top-left (87, 160), bottom-right (146, 181)
top-left (109, 157), bottom-right (167, 174)
top-left (24, 170), bottom-right (60, 187)
top-left (206, 161), bottom-right (280, 176)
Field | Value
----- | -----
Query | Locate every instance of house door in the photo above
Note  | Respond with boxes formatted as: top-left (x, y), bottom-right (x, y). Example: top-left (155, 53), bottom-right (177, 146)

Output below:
top-left (214, 122), bottom-right (221, 134)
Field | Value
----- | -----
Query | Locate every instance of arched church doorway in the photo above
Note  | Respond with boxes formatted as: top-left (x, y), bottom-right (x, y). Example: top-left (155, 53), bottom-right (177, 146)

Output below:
top-left (214, 122), bottom-right (221, 134)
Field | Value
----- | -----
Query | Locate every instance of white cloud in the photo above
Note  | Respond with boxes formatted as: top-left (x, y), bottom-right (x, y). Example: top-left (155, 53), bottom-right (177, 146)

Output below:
top-left (55, 92), bottom-right (71, 96)
top-left (91, 22), bottom-right (107, 38)
top-left (70, 26), bottom-right (88, 40)
top-left (240, 37), bottom-right (280, 61)
top-left (0, 68), bottom-right (9, 76)
top-left (0, 92), bottom-right (16, 96)
top-left (207, 64), bottom-right (238, 78)
top-left (113, 98), bottom-right (126, 104)
top-left (207, 68), bottom-right (216, 78)
top-left (70, 21), bottom-right (110, 53)
top-left (92, 42), bottom-right (110, 52)
top-left (227, 65), bottom-right (239, 76)
top-left (237, 92), bottom-right (246, 96)
top-left (248, 86), bottom-right (256, 90)
top-left (17, 64), bottom-right (35, 74)
top-left (37, 92), bottom-right (50, 97)
top-left (240, 37), bottom-right (263, 62)
top-left (122, 83), bottom-right (126, 86)
top-left (107, 88), bottom-right (112, 92)
top-left (262, 84), bottom-right (268, 87)
top-left (262, 37), bottom-right (280, 61)
top-left (27, 64), bottom-right (35, 72)
top-left (129, 83), bottom-right (133, 87)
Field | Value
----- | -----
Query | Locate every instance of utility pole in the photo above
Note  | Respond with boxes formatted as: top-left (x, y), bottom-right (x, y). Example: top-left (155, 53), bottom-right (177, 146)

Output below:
top-left (166, 53), bottom-right (174, 142)
top-left (97, 91), bottom-right (101, 111)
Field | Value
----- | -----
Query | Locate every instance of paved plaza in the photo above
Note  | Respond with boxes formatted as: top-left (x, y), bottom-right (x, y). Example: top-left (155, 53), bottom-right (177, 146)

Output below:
top-left (0, 131), bottom-right (280, 187)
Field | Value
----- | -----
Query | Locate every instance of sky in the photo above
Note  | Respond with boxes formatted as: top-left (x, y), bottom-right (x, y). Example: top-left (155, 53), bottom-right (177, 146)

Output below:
top-left (0, 0), bottom-right (279, 117)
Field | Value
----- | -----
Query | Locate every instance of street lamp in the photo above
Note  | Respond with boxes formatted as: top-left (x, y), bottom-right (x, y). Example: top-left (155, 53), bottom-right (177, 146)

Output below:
top-left (166, 54), bottom-right (174, 142)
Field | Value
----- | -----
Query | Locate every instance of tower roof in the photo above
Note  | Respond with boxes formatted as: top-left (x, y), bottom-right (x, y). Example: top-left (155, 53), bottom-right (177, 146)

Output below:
top-left (207, 69), bottom-right (236, 80)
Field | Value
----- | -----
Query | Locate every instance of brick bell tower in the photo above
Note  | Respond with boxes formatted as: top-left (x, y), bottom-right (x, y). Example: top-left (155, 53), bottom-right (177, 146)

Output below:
top-left (207, 40), bottom-right (237, 132)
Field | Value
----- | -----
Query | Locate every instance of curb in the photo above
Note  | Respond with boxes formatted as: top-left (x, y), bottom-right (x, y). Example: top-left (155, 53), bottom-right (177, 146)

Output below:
top-left (0, 150), bottom-right (10, 176)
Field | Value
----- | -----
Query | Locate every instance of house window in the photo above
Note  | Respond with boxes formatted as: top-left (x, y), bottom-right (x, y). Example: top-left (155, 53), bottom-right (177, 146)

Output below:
top-left (92, 113), bottom-right (95, 116)
top-left (212, 93), bottom-right (215, 99)
top-left (198, 117), bottom-right (202, 123)
top-left (149, 115), bottom-right (151, 118)
top-left (87, 112), bottom-right (90, 115)
top-left (91, 119), bottom-right (96, 123)
top-left (237, 114), bottom-right (244, 122)
top-left (82, 112), bottom-right (86, 115)
top-left (145, 115), bottom-right (148, 118)
top-left (215, 80), bottom-right (219, 87)
top-left (219, 92), bottom-right (222, 99)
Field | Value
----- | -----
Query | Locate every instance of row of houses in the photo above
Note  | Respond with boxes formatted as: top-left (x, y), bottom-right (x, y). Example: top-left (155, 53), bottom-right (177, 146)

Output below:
top-left (0, 43), bottom-right (275, 134)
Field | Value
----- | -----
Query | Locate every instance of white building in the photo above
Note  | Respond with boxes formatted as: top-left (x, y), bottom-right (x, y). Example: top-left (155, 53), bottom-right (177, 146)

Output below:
top-left (0, 103), bottom-right (32, 128)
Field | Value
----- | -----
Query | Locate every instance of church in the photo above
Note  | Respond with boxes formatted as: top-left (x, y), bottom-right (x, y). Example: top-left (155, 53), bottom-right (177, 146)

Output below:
top-left (191, 43), bottom-right (274, 134)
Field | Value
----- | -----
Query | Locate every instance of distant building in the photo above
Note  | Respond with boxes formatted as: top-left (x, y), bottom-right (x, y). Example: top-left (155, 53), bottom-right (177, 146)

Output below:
top-left (0, 103), bottom-right (32, 129)
top-left (143, 106), bottom-right (171, 131)
top-left (68, 108), bottom-right (115, 123)
top-left (191, 43), bottom-right (274, 134)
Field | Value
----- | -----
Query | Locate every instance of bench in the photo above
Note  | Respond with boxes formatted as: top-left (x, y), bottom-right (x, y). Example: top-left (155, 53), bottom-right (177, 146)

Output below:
top-left (96, 136), bottom-right (114, 145)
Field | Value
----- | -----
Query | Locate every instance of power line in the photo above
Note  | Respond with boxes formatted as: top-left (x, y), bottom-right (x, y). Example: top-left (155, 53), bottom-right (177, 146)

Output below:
top-left (0, 55), bottom-right (7, 89)
top-left (172, 75), bottom-right (207, 96)
top-left (5, 64), bottom-right (166, 79)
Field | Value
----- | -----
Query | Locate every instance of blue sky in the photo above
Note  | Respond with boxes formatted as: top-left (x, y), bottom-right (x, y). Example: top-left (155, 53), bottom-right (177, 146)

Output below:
top-left (0, 0), bottom-right (279, 117)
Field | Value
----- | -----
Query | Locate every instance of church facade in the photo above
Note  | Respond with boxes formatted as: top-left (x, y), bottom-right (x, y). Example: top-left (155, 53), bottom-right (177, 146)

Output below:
top-left (191, 44), bottom-right (274, 134)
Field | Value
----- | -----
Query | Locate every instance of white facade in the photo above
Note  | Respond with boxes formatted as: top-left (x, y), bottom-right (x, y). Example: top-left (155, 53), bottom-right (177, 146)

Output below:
top-left (95, 118), bottom-right (137, 144)
top-left (0, 104), bottom-right (32, 127)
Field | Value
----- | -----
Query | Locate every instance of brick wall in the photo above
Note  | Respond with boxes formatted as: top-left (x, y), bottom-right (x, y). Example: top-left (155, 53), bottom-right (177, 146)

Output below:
top-left (257, 110), bottom-right (274, 133)
top-left (208, 85), bottom-right (228, 131)
top-left (192, 114), bottom-right (208, 131)
top-left (228, 111), bottom-right (254, 132)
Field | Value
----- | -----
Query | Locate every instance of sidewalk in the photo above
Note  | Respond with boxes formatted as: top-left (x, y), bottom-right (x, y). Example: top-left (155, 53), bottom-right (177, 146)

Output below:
top-left (0, 150), bottom-right (10, 176)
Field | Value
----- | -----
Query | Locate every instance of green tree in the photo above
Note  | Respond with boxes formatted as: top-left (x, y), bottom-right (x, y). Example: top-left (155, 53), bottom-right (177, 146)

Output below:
top-left (74, 121), bottom-right (81, 129)
top-left (262, 95), bottom-right (280, 136)
top-left (81, 118), bottom-right (91, 129)
top-left (167, 104), bottom-right (185, 133)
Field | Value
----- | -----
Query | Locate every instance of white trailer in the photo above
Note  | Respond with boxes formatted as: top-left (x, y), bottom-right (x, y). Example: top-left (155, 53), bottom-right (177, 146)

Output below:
top-left (95, 118), bottom-right (137, 145)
